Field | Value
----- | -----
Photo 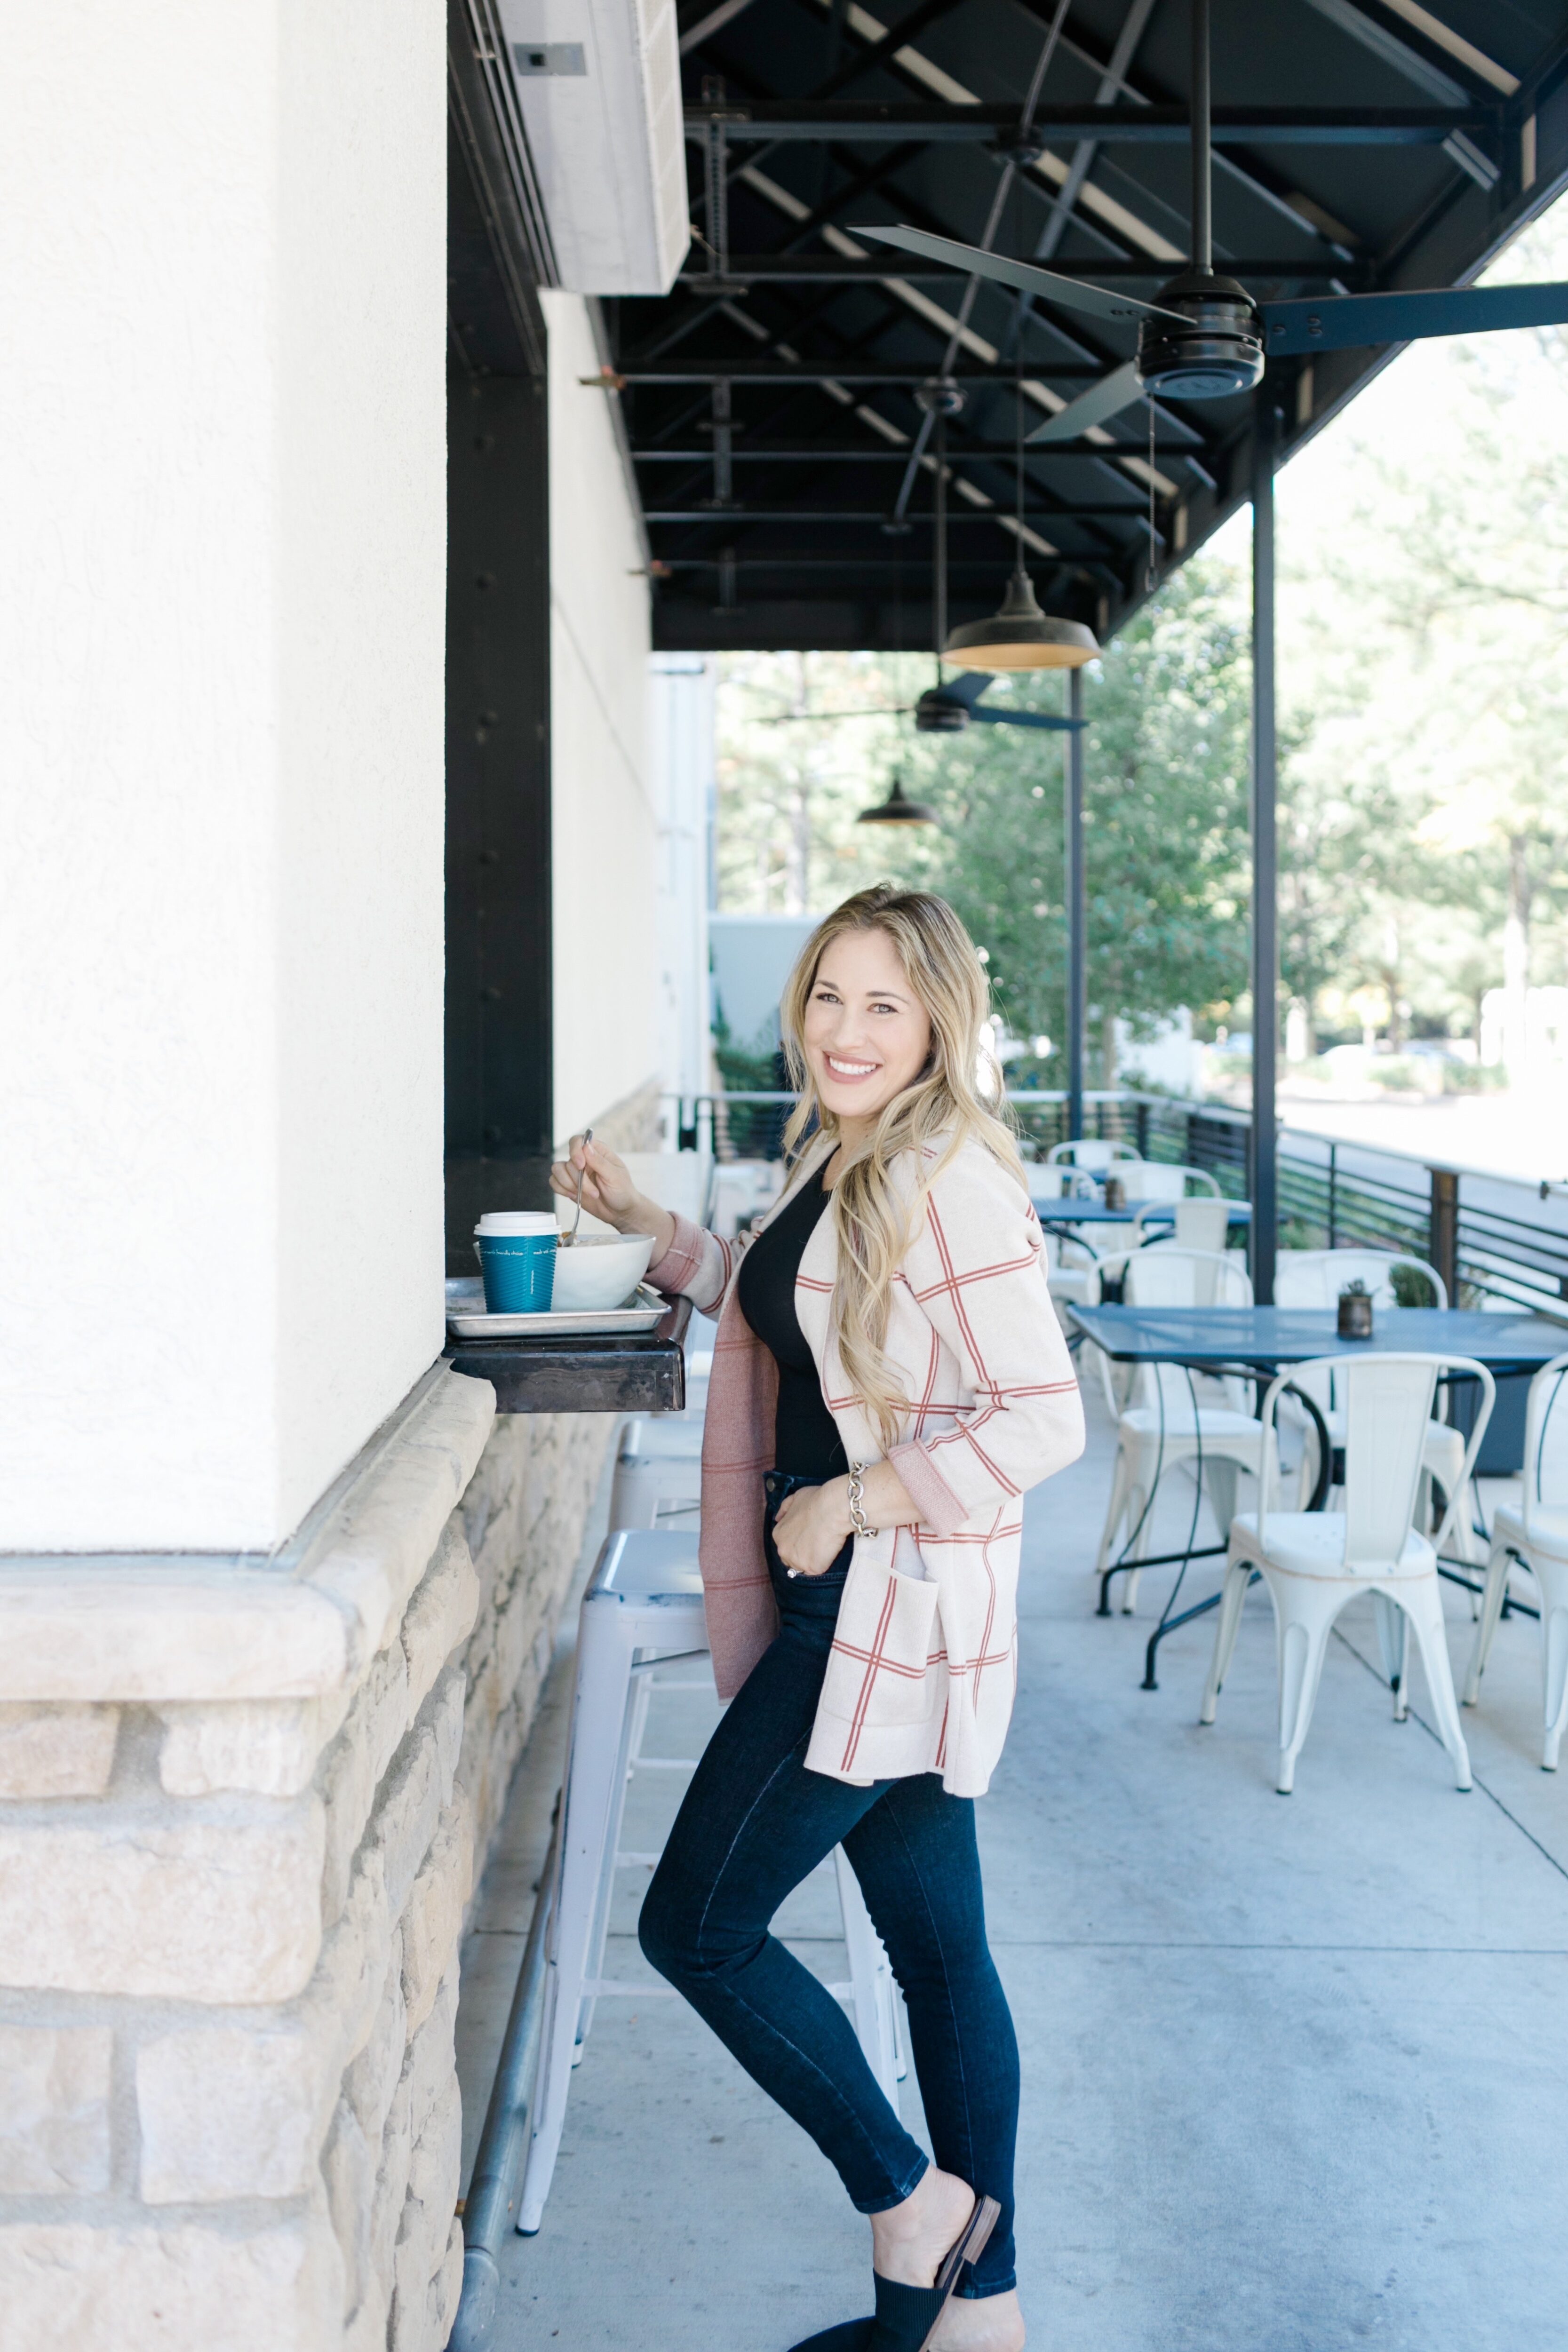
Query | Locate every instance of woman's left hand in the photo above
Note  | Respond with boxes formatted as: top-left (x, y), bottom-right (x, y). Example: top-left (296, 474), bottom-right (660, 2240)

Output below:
top-left (772, 1478), bottom-right (854, 1577)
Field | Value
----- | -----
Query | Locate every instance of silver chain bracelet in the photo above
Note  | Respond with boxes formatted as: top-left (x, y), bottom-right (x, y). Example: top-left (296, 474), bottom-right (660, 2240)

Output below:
top-left (847, 1463), bottom-right (879, 1541)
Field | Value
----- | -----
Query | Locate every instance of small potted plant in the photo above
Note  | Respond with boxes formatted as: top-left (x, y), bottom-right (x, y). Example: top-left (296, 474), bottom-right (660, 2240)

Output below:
top-left (1337, 1278), bottom-right (1374, 1338)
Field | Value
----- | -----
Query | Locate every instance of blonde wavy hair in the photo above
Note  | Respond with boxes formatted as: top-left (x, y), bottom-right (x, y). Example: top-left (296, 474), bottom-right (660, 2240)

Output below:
top-left (779, 885), bottom-right (1025, 1451)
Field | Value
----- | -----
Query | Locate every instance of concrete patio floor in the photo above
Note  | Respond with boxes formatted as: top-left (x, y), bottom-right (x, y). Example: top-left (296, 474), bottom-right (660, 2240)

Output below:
top-left (456, 1367), bottom-right (1568, 2352)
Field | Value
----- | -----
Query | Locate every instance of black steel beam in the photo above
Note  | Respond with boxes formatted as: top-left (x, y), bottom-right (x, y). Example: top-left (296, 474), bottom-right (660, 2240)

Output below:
top-left (1066, 663), bottom-right (1086, 1144)
top-left (642, 507), bottom-right (1151, 523)
top-left (1250, 396), bottom-right (1279, 1307)
top-left (617, 363), bottom-right (1140, 384)
top-left (808, 0), bottom-right (968, 99)
top-left (677, 255), bottom-right (1373, 284)
top-left (634, 458), bottom-right (1159, 502)
top-left (445, 368), bottom-right (555, 1271)
top-left (685, 101), bottom-right (1495, 143)
top-left (653, 555), bottom-right (1078, 570)
top-left (446, 0), bottom-right (547, 373)
top-left (630, 443), bottom-right (1198, 464)
top-left (751, 143), bottom-right (928, 257)
top-left (650, 597), bottom-right (1098, 652)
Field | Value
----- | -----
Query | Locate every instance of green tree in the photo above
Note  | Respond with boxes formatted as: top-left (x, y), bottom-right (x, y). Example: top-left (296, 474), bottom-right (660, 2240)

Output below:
top-left (713, 650), bottom-right (940, 916)
top-left (930, 558), bottom-right (1252, 1078)
top-left (1276, 207), bottom-right (1568, 1044)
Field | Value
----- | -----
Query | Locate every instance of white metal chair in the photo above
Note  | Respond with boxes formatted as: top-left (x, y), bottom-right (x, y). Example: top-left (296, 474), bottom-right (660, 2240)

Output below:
top-left (1029, 1163), bottom-right (1099, 1206)
top-left (518, 1531), bottom-right (903, 2233)
top-left (1121, 1161), bottom-right (1222, 1203)
top-left (1133, 1195), bottom-right (1233, 1255)
top-left (1463, 1352), bottom-right (1568, 1768)
top-left (606, 1303), bottom-right (716, 1527)
top-left (1272, 1250), bottom-right (1477, 1562)
top-left (1041, 1227), bottom-right (1105, 1313)
top-left (609, 1417), bottom-right (705, 1528)
top-left (1094, 1247), bottom-right (1268, 1612)
top-left (1046, 1139), bottom-right (1142, 1172)
top-left (1200, 1354), bottom-right (1494, 1793)
top-left (1274, 1247), bottom-right (1448, 1311)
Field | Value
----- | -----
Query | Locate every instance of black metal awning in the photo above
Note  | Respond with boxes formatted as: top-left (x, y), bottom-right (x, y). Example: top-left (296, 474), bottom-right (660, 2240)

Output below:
top-left (602, 0), bottom-right (1568, 651)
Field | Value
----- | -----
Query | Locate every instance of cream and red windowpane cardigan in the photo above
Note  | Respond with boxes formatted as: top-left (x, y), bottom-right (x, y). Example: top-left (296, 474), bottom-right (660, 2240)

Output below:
top-left (646, 1132), bottom-right (1085, 1797)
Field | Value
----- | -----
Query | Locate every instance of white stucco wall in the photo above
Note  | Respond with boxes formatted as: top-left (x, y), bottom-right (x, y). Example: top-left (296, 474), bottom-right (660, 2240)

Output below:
top-left (0, 1), bottom-right (446, 1550)
top-left (543, 295), bottom-right (661, 1143)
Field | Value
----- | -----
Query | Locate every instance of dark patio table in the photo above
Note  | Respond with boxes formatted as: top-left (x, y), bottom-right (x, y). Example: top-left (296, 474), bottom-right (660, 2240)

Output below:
top-left (1032, 1198), bottom-right (1251, 1232)
top-left (1065, 1303), bottom-right (1568, 1687)
top-left (1067, 1303), bottom-right (1565, 1375)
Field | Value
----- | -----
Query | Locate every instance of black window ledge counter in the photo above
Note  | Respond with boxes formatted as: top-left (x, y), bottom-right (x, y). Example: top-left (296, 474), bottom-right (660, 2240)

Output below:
top-left (444, 1294), bottom-right (692, 1414)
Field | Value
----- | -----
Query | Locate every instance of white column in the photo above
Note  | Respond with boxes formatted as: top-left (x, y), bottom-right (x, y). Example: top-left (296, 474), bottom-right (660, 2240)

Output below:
top-left (650, 657), bottom-right (716, 1105)
top-left (0, 1), bottom-right (447, 1549)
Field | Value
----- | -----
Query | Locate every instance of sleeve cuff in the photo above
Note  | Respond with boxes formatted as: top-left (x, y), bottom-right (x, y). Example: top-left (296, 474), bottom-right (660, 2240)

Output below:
top-left (887, 1440), bottom-right (970, 1538)
top-left (646, 1211), bottom-right (710, 1298)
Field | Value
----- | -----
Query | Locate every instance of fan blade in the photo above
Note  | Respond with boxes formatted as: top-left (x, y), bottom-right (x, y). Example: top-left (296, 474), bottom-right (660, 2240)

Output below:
top-left (851, 226), bottom-right (1188, 329)
top-left (758, 705), bottom-right (908, 723)
top-left (1259, 281), bottom-right (1568, 358)
top-left (938, 671), bottom-right (994, 708)
top-left (1025, 360), bottom-right (1146, 446)
top-left (971, 707), bottom-right (1084, 731)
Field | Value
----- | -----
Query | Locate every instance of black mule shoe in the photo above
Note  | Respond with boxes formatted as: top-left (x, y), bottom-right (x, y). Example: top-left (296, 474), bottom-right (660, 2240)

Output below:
top-left (787, 2194), bottom-right (1001, 2352)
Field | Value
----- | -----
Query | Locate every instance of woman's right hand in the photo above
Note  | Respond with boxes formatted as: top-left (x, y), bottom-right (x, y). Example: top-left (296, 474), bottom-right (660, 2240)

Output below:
top-left (548, 1137), bottom-right (675, 1261)
top-left (549, 1135), bottom-right (637, 1227)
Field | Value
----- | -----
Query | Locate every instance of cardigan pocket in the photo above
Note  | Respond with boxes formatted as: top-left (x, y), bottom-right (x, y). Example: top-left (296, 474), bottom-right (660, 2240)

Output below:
top-left (818, 1556), bottom-right (942, 1735)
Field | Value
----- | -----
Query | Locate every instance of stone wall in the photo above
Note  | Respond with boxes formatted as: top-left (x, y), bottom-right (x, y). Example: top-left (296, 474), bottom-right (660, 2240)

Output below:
top-left (457, 1413), bottom-right (617, 1869)
top-left (0, 1335), bottom-right (627, 2352)
top-left (0, 1371), bottom-right (496, 2352)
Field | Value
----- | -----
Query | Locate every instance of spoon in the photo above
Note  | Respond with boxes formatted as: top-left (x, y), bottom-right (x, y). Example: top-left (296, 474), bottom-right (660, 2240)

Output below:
top-left (561, 1128), bottom-right (593, 1248)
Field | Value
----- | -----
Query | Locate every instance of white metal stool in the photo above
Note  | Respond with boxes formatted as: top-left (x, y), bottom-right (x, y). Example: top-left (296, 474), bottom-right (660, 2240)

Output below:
top-left (609, 1418), bottom-right (705, 1530)
top-left (518, 1529), bottom-right (905, 2234)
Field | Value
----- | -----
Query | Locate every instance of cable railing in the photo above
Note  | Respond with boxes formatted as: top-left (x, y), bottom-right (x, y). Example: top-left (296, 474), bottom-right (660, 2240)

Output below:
top-left (661, 1086), bottom-right (1568, 1320)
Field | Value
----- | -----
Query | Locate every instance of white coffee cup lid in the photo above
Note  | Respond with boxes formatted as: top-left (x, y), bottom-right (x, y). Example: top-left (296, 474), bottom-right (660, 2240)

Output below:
top-left (475, 1212), bottom-right (558, 1236)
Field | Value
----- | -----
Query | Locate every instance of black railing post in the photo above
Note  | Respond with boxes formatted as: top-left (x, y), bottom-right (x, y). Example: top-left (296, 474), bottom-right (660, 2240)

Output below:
top-left (1430, 1167), bottom-right (1459, 1304)
top-left (1328, 1143), bottom-right (1337, 1248)
top-left (1250, 397), bottom-right (1280, 1304)
top-left (1066, 664), bottom-right (1086, 1142)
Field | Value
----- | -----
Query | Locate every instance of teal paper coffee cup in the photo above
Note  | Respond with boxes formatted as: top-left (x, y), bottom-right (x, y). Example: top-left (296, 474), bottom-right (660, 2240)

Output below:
top-left (475, 1213), bottom-right (558, 1313)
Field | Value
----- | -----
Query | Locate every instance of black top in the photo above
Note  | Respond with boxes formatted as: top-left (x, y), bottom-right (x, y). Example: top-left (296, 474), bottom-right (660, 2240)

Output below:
top-left (737, 1170), bottom-right (849, 1480)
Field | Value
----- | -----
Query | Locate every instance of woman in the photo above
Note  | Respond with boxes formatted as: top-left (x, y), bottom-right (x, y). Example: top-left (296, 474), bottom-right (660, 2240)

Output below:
top-left (550, 886), bottom-right (1083, 2352)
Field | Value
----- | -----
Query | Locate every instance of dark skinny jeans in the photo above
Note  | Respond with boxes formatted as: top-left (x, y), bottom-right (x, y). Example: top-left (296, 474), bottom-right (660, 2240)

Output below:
top-left (638, 1470), bottom-right (1020, 2298)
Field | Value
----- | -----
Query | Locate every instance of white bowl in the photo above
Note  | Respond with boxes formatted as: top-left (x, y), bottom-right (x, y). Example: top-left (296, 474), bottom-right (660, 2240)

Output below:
top-left (549, 1231), bottom-right (656, 1313)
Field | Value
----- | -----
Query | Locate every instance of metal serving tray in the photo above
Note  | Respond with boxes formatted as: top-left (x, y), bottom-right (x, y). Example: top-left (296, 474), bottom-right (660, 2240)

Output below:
top-left (444, 1279), bottom-right (667, 1342)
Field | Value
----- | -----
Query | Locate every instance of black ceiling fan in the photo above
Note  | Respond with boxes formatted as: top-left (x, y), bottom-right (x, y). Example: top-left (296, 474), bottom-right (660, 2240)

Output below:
top-left (751, 675), bottom-right (1077, 731)
top-left (855, 0), bottom-right (1568, 449)
top-left (914, 670), bottom-right (1079, 732)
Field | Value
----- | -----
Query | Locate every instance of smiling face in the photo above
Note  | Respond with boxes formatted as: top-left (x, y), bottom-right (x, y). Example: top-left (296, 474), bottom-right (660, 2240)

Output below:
top-left (802, 924), bottom-right (934, 1136)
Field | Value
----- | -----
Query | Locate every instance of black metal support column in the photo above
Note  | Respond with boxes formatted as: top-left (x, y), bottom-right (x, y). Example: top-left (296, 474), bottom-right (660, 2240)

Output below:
top-left (1250, 400), bottom-right (1280, 1303)
top-left (445, 366), bottom-right (555, 1271)
top-left (1066, 663), bottom-right (1086, 1143)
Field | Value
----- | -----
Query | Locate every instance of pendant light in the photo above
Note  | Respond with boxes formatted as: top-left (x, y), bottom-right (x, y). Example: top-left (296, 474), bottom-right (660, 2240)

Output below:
top-left (857, 769), bottom-right (938, 826)
top-left (944, 564), bottom-right (1099, 671)
top-left (944, 272), bottom-right (1100, 673)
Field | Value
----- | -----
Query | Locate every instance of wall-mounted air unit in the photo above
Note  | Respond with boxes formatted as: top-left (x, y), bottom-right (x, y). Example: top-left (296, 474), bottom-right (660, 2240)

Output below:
top-left (496, 0), bottom-right (689, 295)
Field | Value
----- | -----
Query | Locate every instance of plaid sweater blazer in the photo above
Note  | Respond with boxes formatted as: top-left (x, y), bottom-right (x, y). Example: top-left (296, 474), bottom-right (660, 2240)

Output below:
top-left (646, 1134), bottom-right (1085, 1796)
